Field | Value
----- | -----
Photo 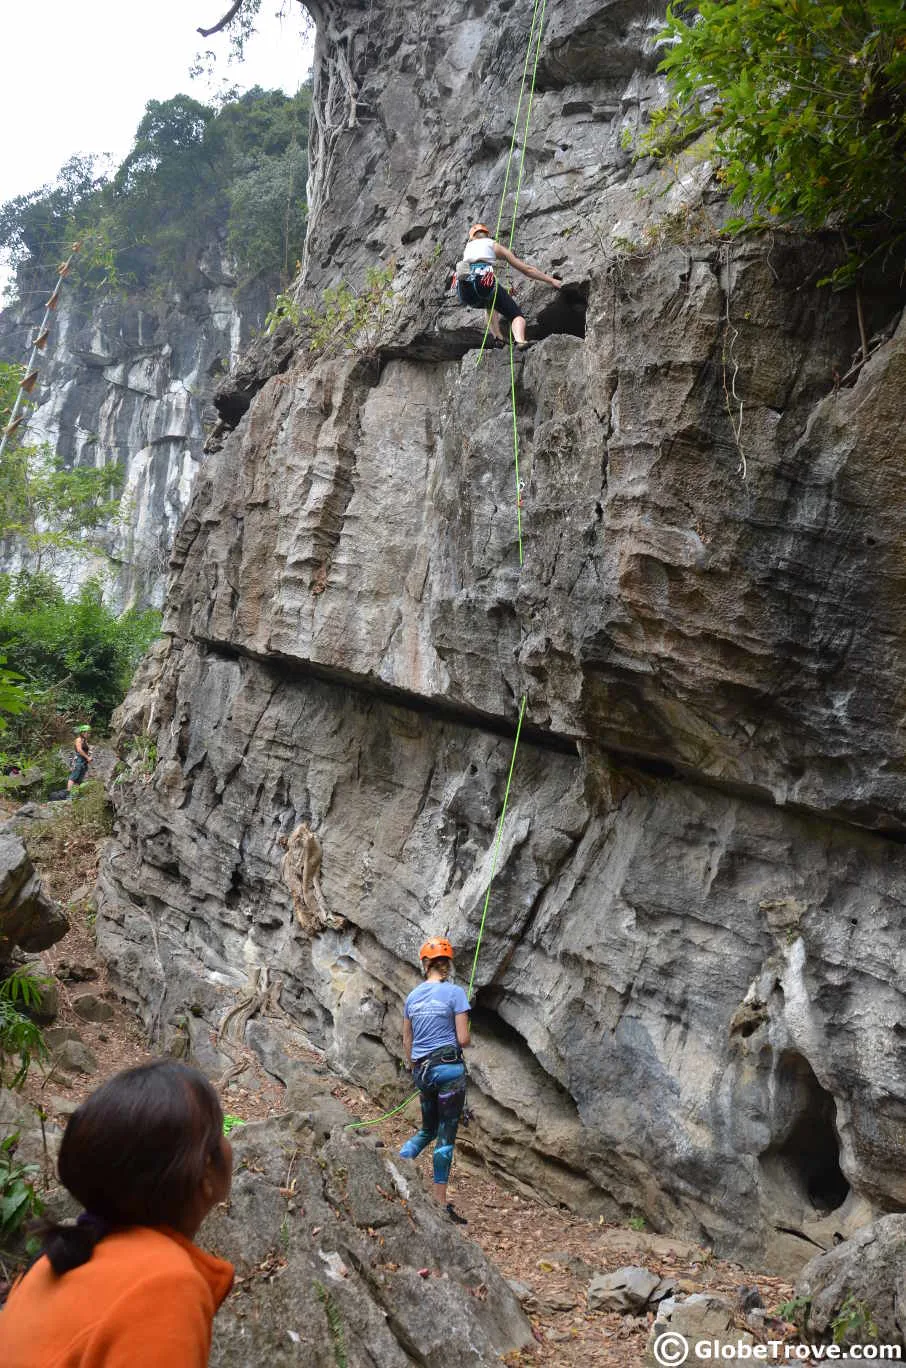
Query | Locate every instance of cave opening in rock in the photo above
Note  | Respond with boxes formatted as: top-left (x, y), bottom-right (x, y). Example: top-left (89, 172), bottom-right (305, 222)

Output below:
top-left (759, 1052), bottom-right (850, 1213)
top-left (530, 280), bottom-right (589, 342)
top-left (470, 994), bottom-right (581, 1116)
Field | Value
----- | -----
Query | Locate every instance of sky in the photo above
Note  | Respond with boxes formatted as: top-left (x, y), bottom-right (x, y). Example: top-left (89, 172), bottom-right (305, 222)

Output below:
top-left (0, 0), bottom-right (315, 296)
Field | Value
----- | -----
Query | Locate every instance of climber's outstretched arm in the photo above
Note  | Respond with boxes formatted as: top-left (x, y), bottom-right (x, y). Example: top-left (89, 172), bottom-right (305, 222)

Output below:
top-left (494, 243), bottom-right (561, 288)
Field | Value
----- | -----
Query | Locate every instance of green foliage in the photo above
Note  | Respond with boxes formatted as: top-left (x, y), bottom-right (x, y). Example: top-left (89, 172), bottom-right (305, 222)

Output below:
top-left (228, 146), bottom-right (307, 278)
top-left (0, 655), bottom-right (28, 737)
top-left (264, 287), bottom-right (301, 333)
top-left (627, 1213), bottom-right (647, 1231)
top-left (0, 971), bottom-right (50, 1090)
top-left (0, 155), bottom-right (108, 276)
top-left (646, 1), bottom-right (906, 280)
top-left (0, 1132), bottom-right (44, 1247)
top-left (269, 263), bottom-right (397, 355)
top-left (0, 361), bottom-right (124, 572)
top-left (831, 1293), bottom-right (878, 1346)
top-left (776, 1293), bottom-right (812, 1328)
top-left (0, 87), bottom-right (310, 294)
top-left (223, 1114), bottom-right (245, 1136)
top-left (315, 1280), bottom-right (349, 1368)
top-left (25, 778), bottom-right (112, 868)
top-left (0, 574), bottom-right (161, 731)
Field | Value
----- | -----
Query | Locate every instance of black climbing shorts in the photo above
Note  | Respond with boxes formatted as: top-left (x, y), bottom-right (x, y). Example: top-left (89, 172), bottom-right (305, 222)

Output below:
top-left (487, 280), bottom-right (524, 323)
top-left (457, 270), bottom-right (524, 322)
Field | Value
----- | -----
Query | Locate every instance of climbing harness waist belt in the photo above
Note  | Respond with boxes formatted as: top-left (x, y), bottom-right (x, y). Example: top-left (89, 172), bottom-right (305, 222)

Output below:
top-left (413, 1044), bottom-right (463, 1079)
top-left (455, 262), bottom-right (497, 307)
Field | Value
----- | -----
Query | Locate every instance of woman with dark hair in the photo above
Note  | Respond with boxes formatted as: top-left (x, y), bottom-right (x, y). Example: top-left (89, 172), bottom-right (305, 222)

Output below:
top-left (2, 1060), bottom-right (234, 1366)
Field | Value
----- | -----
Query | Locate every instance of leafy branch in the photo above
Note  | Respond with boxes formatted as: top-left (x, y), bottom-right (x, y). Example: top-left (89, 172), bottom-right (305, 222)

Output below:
top-left (642, 0), bottom-right (906, 284)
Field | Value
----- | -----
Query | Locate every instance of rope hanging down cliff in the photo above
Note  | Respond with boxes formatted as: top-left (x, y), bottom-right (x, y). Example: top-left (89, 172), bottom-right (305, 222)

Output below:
top-left (466, 0), bottom-right (552, 565)
top-left (474, 0), bottom-right (549, 367)
top-left (349, 3), bottom-right (546, 1137)
top-left (345, 698), bottom-right (526, 1132)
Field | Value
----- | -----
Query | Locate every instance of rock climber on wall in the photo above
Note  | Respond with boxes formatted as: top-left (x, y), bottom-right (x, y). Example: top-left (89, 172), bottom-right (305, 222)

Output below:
top-left (398, 937), bottom-right (472, 1224)
top-left (454, 222), bottom-right (561, 347)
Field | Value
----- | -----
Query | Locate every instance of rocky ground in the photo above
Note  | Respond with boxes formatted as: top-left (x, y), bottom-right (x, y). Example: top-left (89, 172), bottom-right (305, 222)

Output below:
top-left (335, 1085), bottom-right (796, 1367)
top-left (1, 781), bottom-right (803, 1364)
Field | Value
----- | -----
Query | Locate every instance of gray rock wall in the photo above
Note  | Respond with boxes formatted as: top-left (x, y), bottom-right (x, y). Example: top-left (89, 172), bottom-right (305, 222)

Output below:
top-left (0, 252), bottom-right (272, 609)
top-left (98, 0), bottom-right (906, 1273)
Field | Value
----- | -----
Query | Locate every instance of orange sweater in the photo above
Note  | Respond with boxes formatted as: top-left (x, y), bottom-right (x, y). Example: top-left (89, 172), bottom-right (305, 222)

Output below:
top-left (1, 1224), bottom-right (234, 1367)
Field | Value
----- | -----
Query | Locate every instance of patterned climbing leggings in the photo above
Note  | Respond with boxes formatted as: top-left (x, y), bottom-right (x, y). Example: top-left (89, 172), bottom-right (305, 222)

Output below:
top-left (398, 1060), bottom-right (467, 1184)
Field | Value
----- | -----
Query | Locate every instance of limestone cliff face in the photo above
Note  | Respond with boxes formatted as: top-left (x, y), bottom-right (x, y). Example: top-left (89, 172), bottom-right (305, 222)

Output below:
top-left (98, 0), bottom-right (906, 1273)
top-left (0, 251), bottom-right (272, 608)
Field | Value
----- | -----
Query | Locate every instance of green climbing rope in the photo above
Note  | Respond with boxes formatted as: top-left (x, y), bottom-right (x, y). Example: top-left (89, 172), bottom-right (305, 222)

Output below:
top-left (467, 694), bottom-right (527, 1000)
top-left (345, 1089), bottom-right (420, 1131)
top-left (475, 0), bottom-right (547, 368)
top-left (509, 334), bottom-right (524, 566)
top-left (346, 0), bottom-right (540, 1137)
top-left (503, 0), bottom-right (548, 256)
top-left (344, 696), bottom-right (528, 1130)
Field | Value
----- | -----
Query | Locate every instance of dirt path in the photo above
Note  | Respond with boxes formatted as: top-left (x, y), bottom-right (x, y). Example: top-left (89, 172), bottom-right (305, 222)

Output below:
top-left (334, 1083), bottom-right (796, 1367)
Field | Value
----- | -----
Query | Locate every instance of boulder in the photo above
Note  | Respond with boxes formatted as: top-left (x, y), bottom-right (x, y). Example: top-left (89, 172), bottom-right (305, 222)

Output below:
top-left (22, 970), bottom-right (59, 1025)
top-left (51, 1039), bottom-right (98, 1076)
top-left (0, 833), bottom-right (67, 956)
top-left (796, 1214), bottom-right (906, 1350)
top-left (67, 884), bottom-right (95, 908)
top-left (0, 1087), bottom-right (62, 1166)
top-left (56, 960), bottom-right (98, 983)
top-left (205, 1111), bottom-right (534, 1368)
top-left (588, 1264), bottom-right (662, 1313)
top-left (647, 1294), bottom-right (755, 1366)
top-left (72, 993), bottom-right (115, 1024)
top-left (44, 1026), bottom-right (84, 1050)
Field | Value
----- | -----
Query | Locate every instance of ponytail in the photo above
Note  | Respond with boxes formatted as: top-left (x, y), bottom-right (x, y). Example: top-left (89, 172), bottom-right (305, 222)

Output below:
top-left (38, 1060), bottom-right (225, 1278)
top-left (37, 1212), bottom-right (113, 1274)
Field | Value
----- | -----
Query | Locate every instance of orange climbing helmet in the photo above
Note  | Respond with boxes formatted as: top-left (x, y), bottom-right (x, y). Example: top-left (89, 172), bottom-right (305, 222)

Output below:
top-left (419, 937), bottom-right (454, 963)
top-left (468, 222), bottom-right (491, 240)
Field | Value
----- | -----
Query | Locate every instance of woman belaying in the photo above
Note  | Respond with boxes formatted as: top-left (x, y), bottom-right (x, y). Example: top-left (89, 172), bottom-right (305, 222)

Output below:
top-left (455, 222), bottom-right (561, 347)
top-left (399, 937), bottom-right (471, 1225)
top-left (2, 1060), bottom-right (235, 1367)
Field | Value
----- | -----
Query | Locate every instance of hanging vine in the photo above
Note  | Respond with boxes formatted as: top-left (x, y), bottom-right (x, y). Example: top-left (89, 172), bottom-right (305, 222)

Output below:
top-left (300, 3), bottom-right (363, 284)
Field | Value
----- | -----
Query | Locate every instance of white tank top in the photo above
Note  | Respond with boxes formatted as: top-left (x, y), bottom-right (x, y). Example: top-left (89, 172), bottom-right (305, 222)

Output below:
top-left (463, 238), bottom-right (497, 266)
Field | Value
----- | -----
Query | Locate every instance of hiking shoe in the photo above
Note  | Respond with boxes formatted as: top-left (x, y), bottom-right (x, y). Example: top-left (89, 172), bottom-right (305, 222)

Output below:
top-left (445, 1203), bottom-right (468, 1225)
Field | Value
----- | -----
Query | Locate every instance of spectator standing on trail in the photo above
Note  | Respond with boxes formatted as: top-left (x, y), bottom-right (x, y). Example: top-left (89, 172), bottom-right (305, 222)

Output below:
top-left (399, 937), bottom-right (471, 1225)
top-left (67, 725), bottom-right (92, 794)
top-left (454, 222), bottom-right (561, 347)
top-left (1, 1060), bottom-right (235, 1367)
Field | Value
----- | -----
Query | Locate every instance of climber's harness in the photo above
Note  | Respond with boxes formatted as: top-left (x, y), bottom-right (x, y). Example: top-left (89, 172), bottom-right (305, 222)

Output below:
top-left (454, 260), bottom-right (497, 308)
top-left (412, 1043), bottom-right (464, 1086)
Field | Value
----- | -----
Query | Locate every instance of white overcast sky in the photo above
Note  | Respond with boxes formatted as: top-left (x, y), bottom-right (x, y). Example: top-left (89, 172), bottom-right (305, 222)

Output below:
top-left (1, 1), bottom-right (314, 297)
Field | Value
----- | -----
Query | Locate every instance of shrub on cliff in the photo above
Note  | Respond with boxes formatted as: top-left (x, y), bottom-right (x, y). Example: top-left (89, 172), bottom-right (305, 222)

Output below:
top-left (647, 0), bottom-right (906, 281)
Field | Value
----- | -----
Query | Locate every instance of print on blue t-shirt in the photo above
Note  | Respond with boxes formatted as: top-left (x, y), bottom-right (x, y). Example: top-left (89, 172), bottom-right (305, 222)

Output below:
top-left (404, 980), bottom-right (470, 1060)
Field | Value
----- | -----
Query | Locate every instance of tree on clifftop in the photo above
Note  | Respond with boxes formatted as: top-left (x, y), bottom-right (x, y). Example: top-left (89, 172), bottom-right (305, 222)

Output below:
top-left (647, 0), bottom-right (906, 282)
top-left (0, 87), bottom-right (309, 294)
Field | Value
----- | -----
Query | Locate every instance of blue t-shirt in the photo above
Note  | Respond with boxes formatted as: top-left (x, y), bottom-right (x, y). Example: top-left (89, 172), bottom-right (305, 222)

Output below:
top-left (404, 980), bottom-right (470, 1060)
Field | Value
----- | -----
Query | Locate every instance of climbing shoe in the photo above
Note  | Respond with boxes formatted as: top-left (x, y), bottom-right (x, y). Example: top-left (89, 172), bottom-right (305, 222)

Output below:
top-left (445, 1203), bottom-right (468, 1225)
